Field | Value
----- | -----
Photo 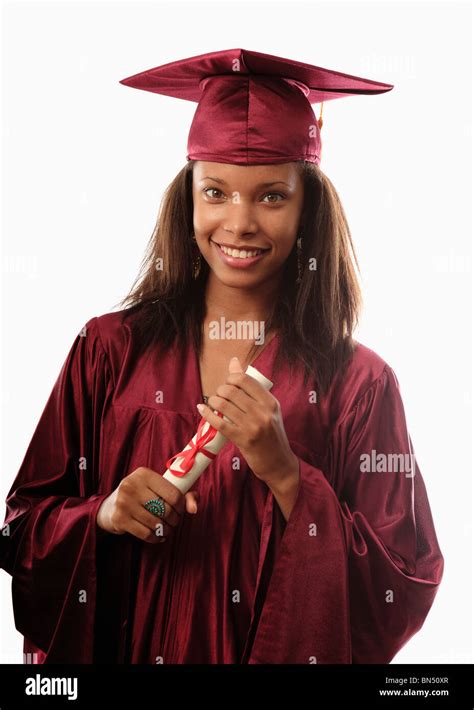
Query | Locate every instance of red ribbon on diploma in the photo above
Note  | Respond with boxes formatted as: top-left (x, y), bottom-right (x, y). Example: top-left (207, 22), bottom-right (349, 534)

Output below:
top-left (165, 412), bottom-right (224, 477)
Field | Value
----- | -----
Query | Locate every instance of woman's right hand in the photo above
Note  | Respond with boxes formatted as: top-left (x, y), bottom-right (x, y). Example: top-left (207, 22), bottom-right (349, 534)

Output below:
top-left (96, 466), bottom-right (199, 544)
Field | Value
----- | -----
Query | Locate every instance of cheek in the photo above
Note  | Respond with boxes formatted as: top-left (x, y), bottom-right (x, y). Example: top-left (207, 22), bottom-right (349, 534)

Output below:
top-left (266, 218), bottom-right (299, 252)
top-left (278, 235), bottom-right (298, 260)
top-left (264, 203), bottom-right (300, 234)
top-left (193, 201), bottom-right (217, 229)
top-left (193, 205), bottom-right (218, 237)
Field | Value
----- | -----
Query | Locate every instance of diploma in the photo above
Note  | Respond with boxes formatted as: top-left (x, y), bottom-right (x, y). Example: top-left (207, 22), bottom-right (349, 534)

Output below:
top-left (163, 364), bottom-right (274, 494)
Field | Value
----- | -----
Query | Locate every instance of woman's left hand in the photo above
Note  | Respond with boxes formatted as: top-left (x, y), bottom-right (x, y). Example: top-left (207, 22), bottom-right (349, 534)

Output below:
top-left (197, 356), bottom-right (299, 489)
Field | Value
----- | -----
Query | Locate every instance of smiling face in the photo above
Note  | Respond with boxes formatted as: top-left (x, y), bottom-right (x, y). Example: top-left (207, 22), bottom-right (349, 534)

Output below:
top-left (192, 161), bottom-right (304, 288)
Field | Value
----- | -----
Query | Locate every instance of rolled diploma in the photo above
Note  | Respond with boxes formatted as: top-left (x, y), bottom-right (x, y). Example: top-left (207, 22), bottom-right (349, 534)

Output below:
top-left (162, 364), bottom-right (274, 493)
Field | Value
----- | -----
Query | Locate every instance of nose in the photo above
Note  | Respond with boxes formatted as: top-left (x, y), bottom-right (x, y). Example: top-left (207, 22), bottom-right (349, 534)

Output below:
top-left (222, 200), bottom-right (258, 238)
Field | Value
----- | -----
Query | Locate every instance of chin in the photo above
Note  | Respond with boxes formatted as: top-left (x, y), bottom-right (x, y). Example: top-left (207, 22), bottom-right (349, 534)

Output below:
top-left (212, 267), bottom-right (264, 285)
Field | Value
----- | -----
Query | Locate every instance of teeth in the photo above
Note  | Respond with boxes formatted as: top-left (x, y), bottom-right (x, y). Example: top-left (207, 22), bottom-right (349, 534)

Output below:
top-left (218, 244), bottom-right (264, 259)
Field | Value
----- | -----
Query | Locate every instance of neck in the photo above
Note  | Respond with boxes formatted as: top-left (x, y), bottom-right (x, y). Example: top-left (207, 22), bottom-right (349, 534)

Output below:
top-left (203, 272), bottom-right (280, 323)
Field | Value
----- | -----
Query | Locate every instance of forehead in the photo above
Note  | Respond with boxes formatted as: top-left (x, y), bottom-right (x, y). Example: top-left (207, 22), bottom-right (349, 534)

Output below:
top-left (193, 161), bottom-right (301, 187)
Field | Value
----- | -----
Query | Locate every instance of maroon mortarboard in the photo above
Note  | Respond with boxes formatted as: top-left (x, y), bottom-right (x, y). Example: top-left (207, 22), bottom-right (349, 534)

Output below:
top-left (119, 48), bottom-right (393, 166)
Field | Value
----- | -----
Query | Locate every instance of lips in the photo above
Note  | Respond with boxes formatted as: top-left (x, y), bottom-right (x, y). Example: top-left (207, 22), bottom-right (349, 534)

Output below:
top-left (211, 239), bottom-right (270, 255)
top-left (210, 238), bottom-right (270, 269)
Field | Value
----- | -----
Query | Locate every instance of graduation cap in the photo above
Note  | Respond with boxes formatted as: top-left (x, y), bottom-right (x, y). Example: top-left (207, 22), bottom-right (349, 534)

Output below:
top-left (119, 48), bottom-right (393, 166)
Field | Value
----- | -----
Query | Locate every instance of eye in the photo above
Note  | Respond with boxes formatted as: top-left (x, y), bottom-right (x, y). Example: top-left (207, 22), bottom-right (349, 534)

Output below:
top-left (262, 192), bottom-right (285, 203)
top-left (203, 187), bottom-right (225, 200)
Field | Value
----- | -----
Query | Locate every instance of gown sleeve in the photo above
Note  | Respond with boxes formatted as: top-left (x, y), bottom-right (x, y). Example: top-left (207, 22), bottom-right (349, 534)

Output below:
top-left (247, 365), bottom-right (444, 664)
top-left (0, 316), bottom-right (113, 663)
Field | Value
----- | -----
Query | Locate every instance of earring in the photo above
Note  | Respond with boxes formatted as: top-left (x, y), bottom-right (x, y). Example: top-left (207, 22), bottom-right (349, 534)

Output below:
top-left (191, 234), bottom-right (202, 279)
top-left (193, 252), bottom-right (202, 279)
top-left (296, 234), bottom-right (303, 283)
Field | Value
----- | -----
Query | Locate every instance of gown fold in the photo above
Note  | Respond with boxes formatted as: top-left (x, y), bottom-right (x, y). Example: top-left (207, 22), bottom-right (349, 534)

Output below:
top-left (1, 311), bottom-right (443, 663)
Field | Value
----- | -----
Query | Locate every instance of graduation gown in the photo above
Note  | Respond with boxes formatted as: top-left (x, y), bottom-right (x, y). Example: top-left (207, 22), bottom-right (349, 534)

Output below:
top-left (0, 311), bottom-right (444, 664)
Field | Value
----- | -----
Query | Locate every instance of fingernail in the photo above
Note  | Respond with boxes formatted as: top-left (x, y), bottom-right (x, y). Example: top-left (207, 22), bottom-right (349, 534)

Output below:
top-left (196, 403), bottom-right (204, 413)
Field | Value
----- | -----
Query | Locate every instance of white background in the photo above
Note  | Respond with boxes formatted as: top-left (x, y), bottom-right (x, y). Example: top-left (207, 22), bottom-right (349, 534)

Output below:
top-left (1, 0), bottom-right (472, 664)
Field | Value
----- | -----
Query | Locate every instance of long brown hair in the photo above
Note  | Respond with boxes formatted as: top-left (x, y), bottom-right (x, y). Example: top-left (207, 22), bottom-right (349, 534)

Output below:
top-left (116, 159), bottom-right (363, 396)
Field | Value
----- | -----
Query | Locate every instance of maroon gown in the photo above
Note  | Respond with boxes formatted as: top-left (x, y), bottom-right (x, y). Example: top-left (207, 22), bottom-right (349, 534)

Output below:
top-left (0, 310), bottom-right (444, 664)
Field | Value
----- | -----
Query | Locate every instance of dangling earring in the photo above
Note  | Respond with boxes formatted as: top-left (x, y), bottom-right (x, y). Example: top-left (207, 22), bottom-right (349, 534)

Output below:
top-left (296, 234), bottom-right (303, 283)
top-left (193, 252), bottom-right (202, 279)
top-left (191, 234), bottom-right (202, 279)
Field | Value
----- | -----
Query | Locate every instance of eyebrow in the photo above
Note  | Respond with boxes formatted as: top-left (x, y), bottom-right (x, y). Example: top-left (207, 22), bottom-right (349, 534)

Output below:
top-left (199, 176), bottom-right (291, 188)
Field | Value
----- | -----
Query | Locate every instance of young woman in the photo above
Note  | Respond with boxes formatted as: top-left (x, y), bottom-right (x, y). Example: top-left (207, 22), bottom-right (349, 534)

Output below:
top-left (0, 50), bottom-right (443, 664)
